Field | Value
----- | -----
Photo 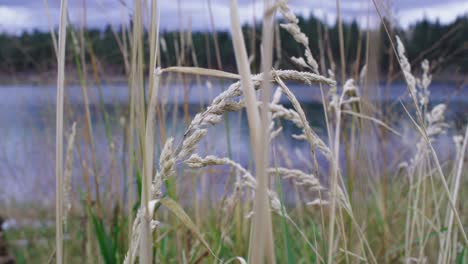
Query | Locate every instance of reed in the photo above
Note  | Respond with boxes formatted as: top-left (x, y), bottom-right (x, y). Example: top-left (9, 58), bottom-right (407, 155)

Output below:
top-left (229, 1), bottom-right (275, 261)
top-left (55, 0), bottom-right (68, 263)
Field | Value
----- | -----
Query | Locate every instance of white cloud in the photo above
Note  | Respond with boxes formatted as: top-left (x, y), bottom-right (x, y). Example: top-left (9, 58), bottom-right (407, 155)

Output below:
top-left (0, 0), bottom-right (467, 34)
top-left (397, 1), bottom-right (468, 28)
top-left (0, 6), bottom-right (30, 33)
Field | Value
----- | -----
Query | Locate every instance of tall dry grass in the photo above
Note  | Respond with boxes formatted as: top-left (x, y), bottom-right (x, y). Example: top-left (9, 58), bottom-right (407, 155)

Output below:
top-left (7, 0), bottom-right (463, 263)
top-left (229, 0), bottom-right (275, 262)
top-left (55, 0), bottom-right (68, 263)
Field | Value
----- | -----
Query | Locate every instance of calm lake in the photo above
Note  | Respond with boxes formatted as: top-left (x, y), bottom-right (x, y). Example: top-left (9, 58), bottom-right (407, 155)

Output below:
top-left (0, 81), bottom-right (466, 204)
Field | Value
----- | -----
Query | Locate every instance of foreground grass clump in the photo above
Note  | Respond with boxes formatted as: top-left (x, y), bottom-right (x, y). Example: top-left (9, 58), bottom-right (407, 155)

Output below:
top-left (1, 0), bottom-right (467, 263)
top-left (4, 173), bottom-right (468, 263)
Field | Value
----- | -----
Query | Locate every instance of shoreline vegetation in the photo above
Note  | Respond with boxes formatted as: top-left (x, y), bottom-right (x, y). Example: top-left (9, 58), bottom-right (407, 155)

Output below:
top-left (0, 67), bottom-right (466, 85)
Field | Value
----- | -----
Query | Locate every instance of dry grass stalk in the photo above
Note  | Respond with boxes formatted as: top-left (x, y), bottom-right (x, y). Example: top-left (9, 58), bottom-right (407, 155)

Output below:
top-left (55, 0), bottom-right (68, 262)
top-left (335, 0), bottom-right (346, 83)
top-left (439, 127), bottom-right (468, 263)
top-left (322, 78), bottom-right (374, 262)
top-left (161, 66), bottom-right (240, 79)
top-left (141, 68), bottom-right (160, 264)
top-left (141, 0), bottom-right (161, 247)
top-left (395, 38), bottom-right (468, 257)
top-left (230, 0), bottom-right (275, 263)
top-left (396, 37), bottom-right (468, 250)
top-left (128, 0), bottom-right (152, 263)
top-left (249, 0), bottom-right (277, 261)
top-left (206, 0), bottom-right (223, 70)
top-left (42, 0), bottom-right (58, 54)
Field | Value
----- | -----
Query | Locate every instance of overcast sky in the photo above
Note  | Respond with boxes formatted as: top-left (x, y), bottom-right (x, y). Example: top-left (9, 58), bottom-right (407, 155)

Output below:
top-left (0, 0), bottom-right (467, 34)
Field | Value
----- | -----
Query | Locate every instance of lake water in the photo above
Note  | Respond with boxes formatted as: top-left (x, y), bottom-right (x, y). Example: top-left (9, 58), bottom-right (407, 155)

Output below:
top-left (0, 80), bottom-right (466, 204)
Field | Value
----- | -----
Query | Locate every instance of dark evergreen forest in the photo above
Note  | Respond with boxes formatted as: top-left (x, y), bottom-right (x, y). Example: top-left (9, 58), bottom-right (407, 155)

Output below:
top-left (0, 14), bottom-right (466, 77)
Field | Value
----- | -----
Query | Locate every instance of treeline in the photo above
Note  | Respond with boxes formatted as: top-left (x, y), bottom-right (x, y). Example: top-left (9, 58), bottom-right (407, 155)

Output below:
top-left (0, 14), bottom-right (466, 77)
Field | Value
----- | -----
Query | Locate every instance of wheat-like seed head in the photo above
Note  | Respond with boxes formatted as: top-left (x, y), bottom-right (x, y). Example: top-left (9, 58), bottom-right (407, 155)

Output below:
top-left (417, 60), bottom-right (432, 107)
top-left (307, 199), bottom-right (330, 206)
top-left (268, 168), bottom-right (324, 191)
top-left (177, 129), bottom-right (207, 160)
top-left (151, 137), bottom-right (175, 200)
top-left (396, 36), bottom-right (418, 101)
top-left (280, 23), bottom-right (309, 46)
top-left (178, 70), bottom-right (334, 167)
top-left (426, 104), bottom-right (448, 137)
top-left (277, 0), bottom-right (318, 72)
top-left (407, 103), bottom-right (449, 177)
top-left (291, 56), bottom-right (312, 70)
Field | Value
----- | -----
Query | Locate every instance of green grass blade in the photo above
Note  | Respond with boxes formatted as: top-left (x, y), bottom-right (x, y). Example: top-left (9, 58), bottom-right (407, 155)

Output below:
top-left (89, 209), bottom-right (117, 264)
top-left (274, 167), bottom-right (295, 264)
top-left (159, 197), bottom-right (217, 259)
top-left (457, 246), bottom-right (466, 264)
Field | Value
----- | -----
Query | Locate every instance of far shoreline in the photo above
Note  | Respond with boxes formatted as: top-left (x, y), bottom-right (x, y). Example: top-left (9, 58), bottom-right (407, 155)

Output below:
top-left (0, 68), bottom-right (466, 87)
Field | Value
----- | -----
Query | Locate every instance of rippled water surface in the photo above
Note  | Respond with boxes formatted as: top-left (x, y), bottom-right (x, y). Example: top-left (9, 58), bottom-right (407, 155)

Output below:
top-left (0, 81), bottom-right (466, 203)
